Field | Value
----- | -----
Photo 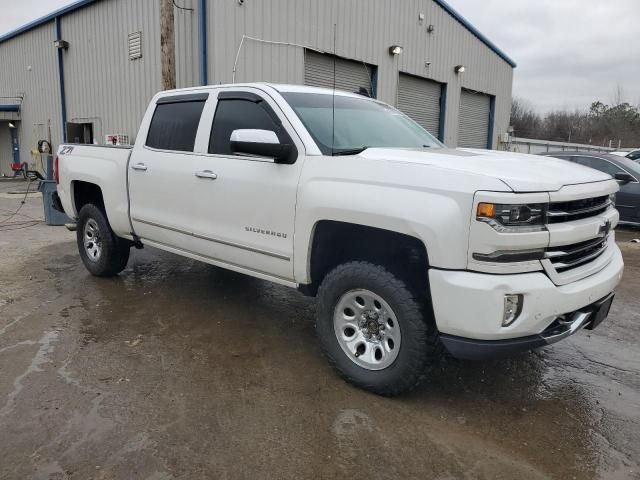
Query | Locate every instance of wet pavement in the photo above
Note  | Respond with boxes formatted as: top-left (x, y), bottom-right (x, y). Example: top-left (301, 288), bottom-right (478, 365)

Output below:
top-left (1, 179), bottom-right (639, 480)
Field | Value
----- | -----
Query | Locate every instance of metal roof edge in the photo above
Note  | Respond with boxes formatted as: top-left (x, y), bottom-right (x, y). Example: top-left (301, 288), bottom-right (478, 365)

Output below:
top-left (432, 0), bottom-right (517, 68)
top-left (0, 0), bottom-right (97, 44)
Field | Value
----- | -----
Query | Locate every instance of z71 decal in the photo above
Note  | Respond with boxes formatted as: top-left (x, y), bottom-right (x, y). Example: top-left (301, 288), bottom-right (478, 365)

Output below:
top-left (59, 146), bottom-right (75, 155)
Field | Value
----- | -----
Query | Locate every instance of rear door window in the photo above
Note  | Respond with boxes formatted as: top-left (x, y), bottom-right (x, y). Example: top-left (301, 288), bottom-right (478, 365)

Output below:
top-left (146, 97), bottom-right (207, 152)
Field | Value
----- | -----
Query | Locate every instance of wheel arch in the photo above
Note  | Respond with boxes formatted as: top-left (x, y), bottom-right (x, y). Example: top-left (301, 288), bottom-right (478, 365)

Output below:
top-left (302, 220), bottom-right (430, 298)
top-left (72, 180), bottom-right (105, 216)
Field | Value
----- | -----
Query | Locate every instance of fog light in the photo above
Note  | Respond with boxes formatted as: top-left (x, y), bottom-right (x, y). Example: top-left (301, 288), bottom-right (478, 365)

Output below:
top-left (503, 294), bottom-right (523, 326)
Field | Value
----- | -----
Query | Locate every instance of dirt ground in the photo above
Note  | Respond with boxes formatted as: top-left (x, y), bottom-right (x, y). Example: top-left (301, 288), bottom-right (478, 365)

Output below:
top-left (1, 179), bottom-right (639, 480)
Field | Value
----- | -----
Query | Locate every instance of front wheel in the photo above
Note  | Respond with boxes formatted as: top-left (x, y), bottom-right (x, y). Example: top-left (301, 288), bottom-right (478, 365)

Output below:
top-left (77, 204), bottom-right (130, 277)
top-left (316, 261), bottom-right (441, 396)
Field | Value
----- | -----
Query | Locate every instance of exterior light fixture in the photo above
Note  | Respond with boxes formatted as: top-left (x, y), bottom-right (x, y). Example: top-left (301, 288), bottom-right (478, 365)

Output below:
top-left (454, 64), bottom-right (465, 74)
top-left (8, 122), bottom-right (16, 128)
top-left (388, 45), bottom-right (403, 56)
top-left (54, 39), bottom-right (69, 50)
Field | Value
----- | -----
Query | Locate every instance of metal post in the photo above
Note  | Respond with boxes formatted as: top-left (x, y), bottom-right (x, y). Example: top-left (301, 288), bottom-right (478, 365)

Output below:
top-left (55, 17), bottom-right (67, 142)
top-left (198, 0), bottom-right (208, 85)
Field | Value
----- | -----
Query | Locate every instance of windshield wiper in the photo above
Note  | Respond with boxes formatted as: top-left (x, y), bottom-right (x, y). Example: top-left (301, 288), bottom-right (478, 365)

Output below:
top-left (331, 146), bottom-right (368, 156)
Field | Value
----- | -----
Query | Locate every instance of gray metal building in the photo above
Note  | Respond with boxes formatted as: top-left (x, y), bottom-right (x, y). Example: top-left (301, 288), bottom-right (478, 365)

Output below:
top-left (0, 0), bottom-right (515, 176)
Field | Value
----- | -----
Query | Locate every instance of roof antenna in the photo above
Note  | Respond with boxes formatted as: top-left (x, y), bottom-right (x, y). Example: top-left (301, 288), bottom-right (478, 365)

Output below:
top-left (331, 23), bottom-right (336, 156)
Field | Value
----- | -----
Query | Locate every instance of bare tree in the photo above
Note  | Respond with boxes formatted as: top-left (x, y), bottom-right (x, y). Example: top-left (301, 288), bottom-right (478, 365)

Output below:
top-left (510, 97), bottom-right (542, 139)
top-left (511, 96), bottom-right (640, 148)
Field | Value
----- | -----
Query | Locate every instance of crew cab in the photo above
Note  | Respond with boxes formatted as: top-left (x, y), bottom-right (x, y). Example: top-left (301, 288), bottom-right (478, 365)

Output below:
top-left (55, 83), bottom-right (624, 395)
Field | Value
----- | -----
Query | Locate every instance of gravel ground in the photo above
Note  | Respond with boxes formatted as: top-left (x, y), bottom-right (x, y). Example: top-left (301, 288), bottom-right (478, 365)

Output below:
top-left (1, 179), bottom-right (639, 480)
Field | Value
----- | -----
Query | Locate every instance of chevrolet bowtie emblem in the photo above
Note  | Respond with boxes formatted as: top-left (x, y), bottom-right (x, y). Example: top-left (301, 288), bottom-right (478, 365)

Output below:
top-left (598, 220), bottom-right (612, 236)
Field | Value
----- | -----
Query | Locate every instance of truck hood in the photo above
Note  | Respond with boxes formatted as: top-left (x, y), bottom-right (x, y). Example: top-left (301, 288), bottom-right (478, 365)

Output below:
top-left (359, 147), bottom-right (612, 192)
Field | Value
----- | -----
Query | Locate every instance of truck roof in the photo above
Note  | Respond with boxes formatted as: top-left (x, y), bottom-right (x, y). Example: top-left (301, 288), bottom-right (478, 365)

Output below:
top-left (156, 82), bottom-right (371, 99)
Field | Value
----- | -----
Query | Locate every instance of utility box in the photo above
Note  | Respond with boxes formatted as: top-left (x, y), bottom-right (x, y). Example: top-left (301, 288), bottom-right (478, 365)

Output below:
top-left (38, 180), bottom-right (71, 226)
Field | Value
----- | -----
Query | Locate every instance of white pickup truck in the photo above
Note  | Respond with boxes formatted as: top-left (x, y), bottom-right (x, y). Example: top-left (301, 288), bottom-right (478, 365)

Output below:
top-left (55, 83), bottom-right (624, 395)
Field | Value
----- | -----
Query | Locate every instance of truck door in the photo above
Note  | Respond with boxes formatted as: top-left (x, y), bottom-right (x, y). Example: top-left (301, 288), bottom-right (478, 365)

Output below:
top-left (187, 88), bottom-right (305, 281)
top-left (128, 93), bottom-right (210, 249)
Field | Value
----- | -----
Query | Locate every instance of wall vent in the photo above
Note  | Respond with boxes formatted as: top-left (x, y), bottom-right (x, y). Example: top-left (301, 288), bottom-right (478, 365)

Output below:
top-left (128, 31), bottom-right (142, 60)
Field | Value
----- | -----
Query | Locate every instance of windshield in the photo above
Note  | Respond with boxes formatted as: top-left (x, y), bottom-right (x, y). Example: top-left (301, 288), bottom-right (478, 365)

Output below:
top-left (281, 92), bottom-right (444, 155)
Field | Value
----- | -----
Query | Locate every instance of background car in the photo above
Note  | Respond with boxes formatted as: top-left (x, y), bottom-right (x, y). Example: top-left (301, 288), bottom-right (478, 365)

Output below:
top-left (541, 151), bottom-right (640, 225)
top-left (625, 149), bottom-right (640, 161)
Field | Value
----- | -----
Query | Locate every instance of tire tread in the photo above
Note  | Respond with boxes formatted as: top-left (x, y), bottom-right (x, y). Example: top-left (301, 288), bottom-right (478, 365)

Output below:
top-left (316, 261), bottom-right (443, 396)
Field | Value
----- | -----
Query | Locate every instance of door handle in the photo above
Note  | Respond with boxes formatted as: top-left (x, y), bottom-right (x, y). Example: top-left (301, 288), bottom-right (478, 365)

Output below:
top-left (195, 170), bottom-right (218, 180)
top-left (131, 163), bottom-right (148, 171)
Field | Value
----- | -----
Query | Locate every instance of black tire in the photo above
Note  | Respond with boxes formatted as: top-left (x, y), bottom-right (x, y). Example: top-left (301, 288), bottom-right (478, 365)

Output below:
top-left (316, 261), bottom-right (443, 396)
top-left (77, 204), bottom-right (130, 277)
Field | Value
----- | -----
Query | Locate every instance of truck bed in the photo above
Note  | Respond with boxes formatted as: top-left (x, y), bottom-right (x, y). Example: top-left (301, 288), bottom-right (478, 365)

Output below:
top-left (56, 144), bottom-right (134, 238)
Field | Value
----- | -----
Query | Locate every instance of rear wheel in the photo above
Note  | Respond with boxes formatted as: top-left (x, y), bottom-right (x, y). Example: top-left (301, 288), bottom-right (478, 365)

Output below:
top-left (316, 261), bottom-right (441, 396)
top-left (77, 204), bottom-right (130, 277)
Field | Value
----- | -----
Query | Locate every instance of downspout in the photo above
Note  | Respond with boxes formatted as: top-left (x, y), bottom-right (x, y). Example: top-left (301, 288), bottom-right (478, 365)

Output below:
top-left (198, 0), bottom-right (208, 85)
top-left (438, 84), bottom-right (447, 144)
top-left (487, 95), bottom-right (496, 149)
top-left (55, 17), bottom-right (67, 142)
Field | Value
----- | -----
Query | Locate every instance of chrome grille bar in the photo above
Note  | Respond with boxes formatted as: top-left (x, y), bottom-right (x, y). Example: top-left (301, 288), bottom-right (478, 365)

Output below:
top-left (546, 195), bottom-right (611, 224)
top-left (545, 236), bottom-right (608, 272)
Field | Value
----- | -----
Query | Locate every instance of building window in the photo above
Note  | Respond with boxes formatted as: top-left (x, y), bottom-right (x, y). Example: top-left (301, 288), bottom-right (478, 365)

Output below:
top-left (67, 122), bottom-right (94, 144)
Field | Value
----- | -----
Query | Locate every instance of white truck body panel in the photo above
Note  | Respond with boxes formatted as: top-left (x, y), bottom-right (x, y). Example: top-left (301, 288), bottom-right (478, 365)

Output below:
top-left (56, 82), bottom-right (624, 350)
top-left (57, 145), bottom-right (133, 237)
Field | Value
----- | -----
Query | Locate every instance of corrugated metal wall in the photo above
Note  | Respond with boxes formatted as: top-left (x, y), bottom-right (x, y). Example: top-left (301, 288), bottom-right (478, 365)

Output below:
top-left (0, 23), bottom-right (61, 175)
top-left (0, 0), bottom-right (513, 157)
top-left (175, 0), bottom-right (200, 88)
top-left (206, 0), bottom-right (513, 148)
top-left (62, 0), bottom-right (162, 144)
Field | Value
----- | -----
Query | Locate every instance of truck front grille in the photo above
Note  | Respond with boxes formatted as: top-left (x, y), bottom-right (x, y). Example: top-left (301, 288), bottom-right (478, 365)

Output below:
top-left (545, 236), bottom-right (608, 272)
top-left (547, 195), bottom-right (610, 223)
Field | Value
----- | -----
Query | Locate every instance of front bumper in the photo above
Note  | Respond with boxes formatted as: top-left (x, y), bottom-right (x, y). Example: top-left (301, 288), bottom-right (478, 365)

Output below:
top-left (428, 244), bottom-right (623, 355)
top-left (440, 293), bottom-right (613, 360)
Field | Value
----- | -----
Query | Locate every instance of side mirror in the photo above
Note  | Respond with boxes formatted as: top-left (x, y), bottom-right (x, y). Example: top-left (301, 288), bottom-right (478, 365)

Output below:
top-left (614, 172), bottom-right (634, 184)
top-left (230, 129), bottom-right (295, 164)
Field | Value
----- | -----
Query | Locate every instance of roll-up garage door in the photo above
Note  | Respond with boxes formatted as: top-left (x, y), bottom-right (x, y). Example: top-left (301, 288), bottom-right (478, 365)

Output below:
top-left (458, 89), bottom-right (491, 148)
top-left (397, 73), bottom-right (442, 140)
top-left (304, 50), bottom-right (375, 97)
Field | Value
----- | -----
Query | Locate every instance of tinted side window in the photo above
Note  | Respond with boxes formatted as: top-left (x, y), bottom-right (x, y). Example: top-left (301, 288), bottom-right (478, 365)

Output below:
top-left (209, 98), bottom-right (286, 155)
top-left (146, 100), bottom-right (206, 151)
top-left (627, 151), bottom-right (640, 161)
top-left (578, 157), bottom-right (624, 176)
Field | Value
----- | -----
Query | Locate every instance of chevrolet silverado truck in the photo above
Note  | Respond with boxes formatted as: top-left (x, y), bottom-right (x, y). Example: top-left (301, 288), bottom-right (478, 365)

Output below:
top-left (55, 83), bottom-right (624, 395)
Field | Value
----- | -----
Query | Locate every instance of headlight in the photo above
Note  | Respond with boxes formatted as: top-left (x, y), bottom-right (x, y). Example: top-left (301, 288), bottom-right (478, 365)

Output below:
top-left (476, 202), bottom-right (547, 232)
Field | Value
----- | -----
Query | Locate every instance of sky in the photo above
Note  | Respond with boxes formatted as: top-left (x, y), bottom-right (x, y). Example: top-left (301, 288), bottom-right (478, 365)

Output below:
top-left (1, 0), bottom-right (639, 113)
top-left (446, 0), bottom-right (640, 112)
